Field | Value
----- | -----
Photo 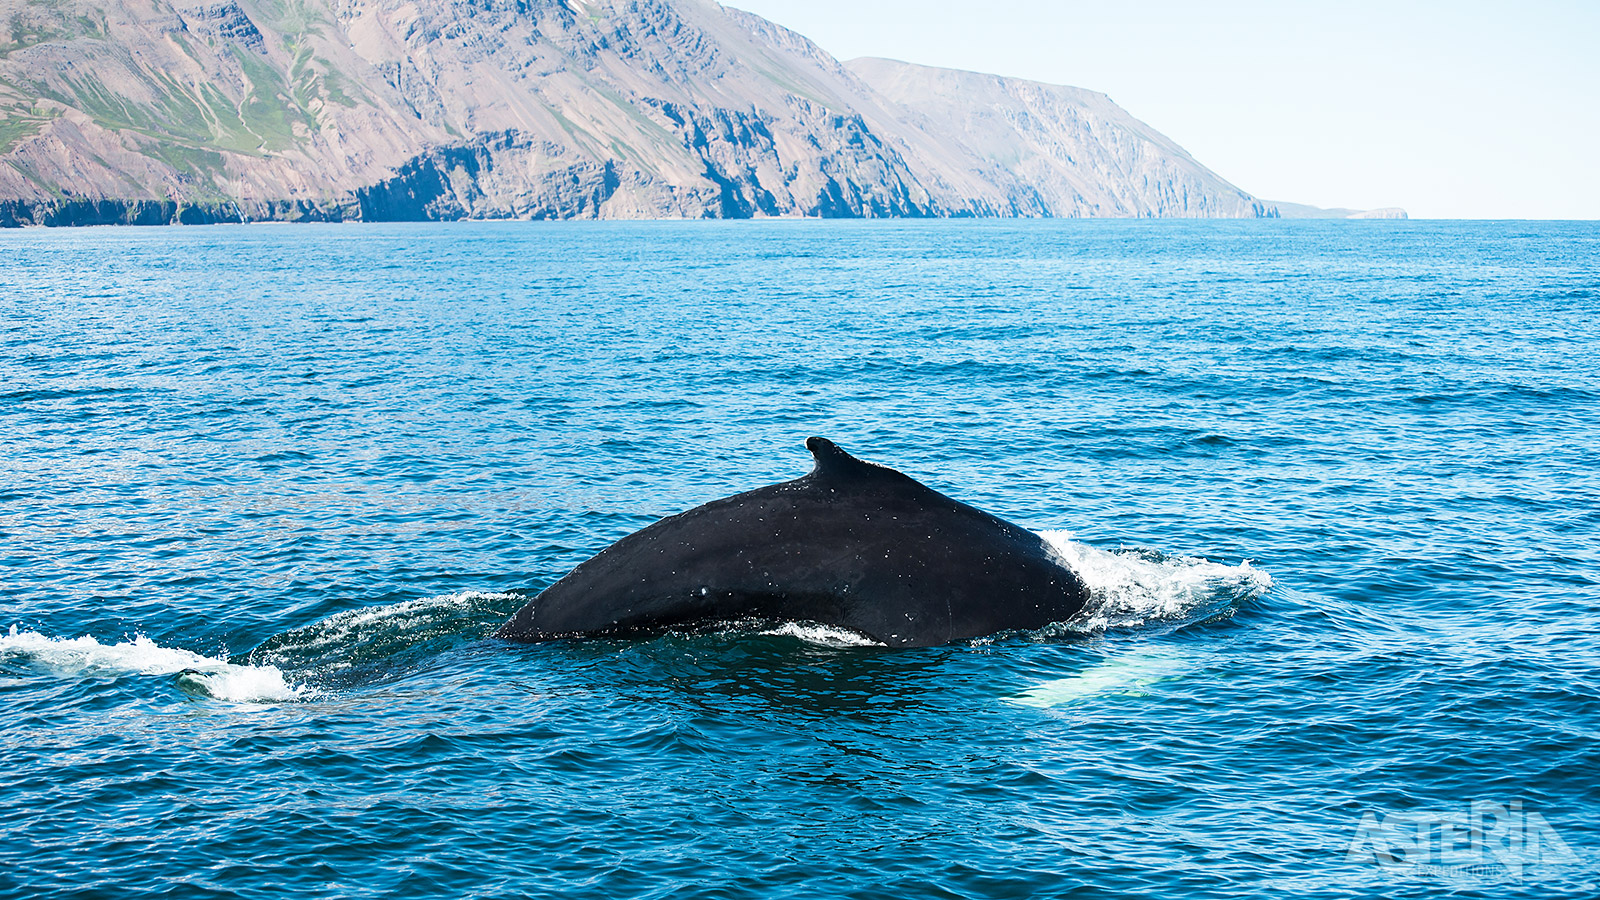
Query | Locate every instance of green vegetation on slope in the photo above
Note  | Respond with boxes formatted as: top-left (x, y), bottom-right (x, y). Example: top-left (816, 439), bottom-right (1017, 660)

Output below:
top-left (231, 45), bottom-right (317, 150)
top-left (0, 106), bottom-right (56, 153)
top-left (1, 0), bottom-right (375, 176)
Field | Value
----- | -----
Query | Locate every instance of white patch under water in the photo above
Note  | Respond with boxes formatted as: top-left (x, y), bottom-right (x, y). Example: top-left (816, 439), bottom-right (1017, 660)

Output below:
top-left (1012, 647), bottom-right (1193, 708)
top-left (0, 624), bottom-right (310, 703)
top-left (1039, 530), bottom-right (1272, 633)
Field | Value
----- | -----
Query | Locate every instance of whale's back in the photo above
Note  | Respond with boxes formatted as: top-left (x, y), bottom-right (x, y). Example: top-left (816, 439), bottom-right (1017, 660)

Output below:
top-left (495, 438), bottom-right (1087, 647)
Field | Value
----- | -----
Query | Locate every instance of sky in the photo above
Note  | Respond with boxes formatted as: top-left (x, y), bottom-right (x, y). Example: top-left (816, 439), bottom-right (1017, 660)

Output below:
top-left (725, 0), bottom-right (1599, 219)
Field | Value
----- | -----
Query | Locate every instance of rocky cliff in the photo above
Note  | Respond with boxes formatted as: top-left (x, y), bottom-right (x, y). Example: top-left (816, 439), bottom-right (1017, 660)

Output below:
top-left (0, 0), bottom-right (1292, 225)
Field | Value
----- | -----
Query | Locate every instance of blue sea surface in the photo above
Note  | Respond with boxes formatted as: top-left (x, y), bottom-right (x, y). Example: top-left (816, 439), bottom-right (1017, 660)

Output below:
top-left (2, 219), bottom-right (1597, 898)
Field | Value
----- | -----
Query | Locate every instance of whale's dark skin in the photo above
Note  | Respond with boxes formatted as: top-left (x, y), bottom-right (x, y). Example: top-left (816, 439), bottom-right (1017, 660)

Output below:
top-left (495, 437), bottom-right (1088, 648)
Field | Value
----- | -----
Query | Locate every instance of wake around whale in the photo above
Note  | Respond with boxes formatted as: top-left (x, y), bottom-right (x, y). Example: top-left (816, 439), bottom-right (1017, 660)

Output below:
top-left (496, 438), bottom-right (1089, 648)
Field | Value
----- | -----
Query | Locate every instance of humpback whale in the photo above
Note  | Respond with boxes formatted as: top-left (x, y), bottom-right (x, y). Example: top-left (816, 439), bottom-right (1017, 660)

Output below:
top-left (496, 437), bottom-right (1088, 648)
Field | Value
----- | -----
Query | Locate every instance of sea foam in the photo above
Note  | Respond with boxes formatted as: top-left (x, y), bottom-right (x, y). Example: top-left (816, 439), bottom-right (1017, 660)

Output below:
top-left (758, 620), bottom-right (885, 648)
top-left (0, 625), bottom-right (310, 703)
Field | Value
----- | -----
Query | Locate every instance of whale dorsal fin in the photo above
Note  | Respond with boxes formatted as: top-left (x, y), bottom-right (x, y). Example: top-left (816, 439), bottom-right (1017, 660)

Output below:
top-left (805, 437), bottom-right (922, 490)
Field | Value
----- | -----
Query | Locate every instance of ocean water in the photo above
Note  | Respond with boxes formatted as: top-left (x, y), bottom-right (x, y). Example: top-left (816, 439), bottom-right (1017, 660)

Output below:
top-left (2, 219), bottom-right (1597, 898)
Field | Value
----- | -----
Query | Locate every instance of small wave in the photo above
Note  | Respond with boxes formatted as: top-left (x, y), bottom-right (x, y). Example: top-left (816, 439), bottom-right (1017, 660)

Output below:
top-left (1040, 531), bottom-right (1272, 633)
top-left (0, 625), bottom-right (309, 703)
top-left (0, 386), bottom-right (140, 403)
top-left (248, 590), bottom-right (518, 683)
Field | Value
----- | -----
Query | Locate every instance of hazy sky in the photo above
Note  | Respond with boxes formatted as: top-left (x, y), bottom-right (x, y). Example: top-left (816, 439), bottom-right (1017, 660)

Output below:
top-left (726, 0), bottom-right (1598, 219)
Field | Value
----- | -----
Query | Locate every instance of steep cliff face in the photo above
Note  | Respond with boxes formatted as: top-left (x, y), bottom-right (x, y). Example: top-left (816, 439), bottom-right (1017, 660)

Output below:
top-left (321, 0), bottom-right (951, 219)
top-left (0, 0), bottom-right (1281, 223)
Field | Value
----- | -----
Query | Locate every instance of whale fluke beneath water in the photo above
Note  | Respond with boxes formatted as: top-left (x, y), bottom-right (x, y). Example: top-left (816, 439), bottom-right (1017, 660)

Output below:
top-left (496, 437), bottom-right (1088, 648)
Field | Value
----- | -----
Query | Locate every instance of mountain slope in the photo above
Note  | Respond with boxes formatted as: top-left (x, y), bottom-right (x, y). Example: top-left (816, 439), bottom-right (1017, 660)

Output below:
top-left (0, 0), bottom-right (1281, 224)
top-left (848, 57), bottom-right (1272, 218)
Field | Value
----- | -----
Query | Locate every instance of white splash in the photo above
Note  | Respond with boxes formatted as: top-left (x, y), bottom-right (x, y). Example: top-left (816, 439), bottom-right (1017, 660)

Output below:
top-left (1013, 647), bottom-right (1192, 708)
top-left (759, 621), bottom-right (884, 648)
top-left (1, 625), bottom-right (310, 703)
top-left (1040, 530), bottom-right (1272, 632)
